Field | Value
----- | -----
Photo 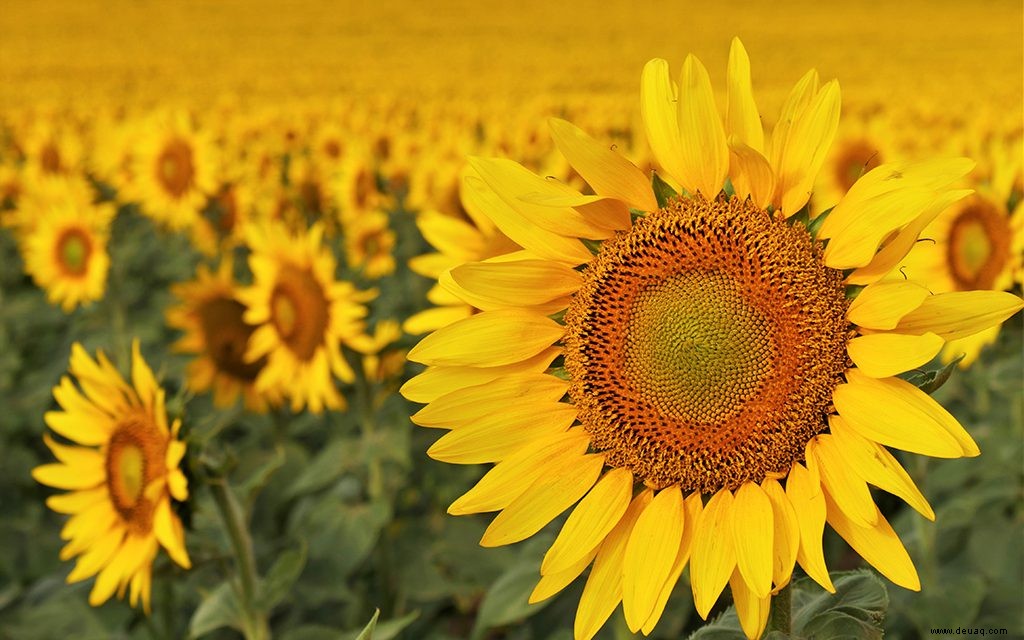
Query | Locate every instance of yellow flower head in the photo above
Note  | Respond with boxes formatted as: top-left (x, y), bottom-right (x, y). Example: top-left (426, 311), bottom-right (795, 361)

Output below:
top-left (343, 210), bottom-right (397, 279)
top-left (402, 39), bottom-right (1024, 640)
top-left (21, 192), bottom-right (115, 312)
top-left (166, 259), bottom-right (275, 412)
top-left (33, 341), bottom-right (191, 612)
top-left (237, 220), bottom-right (375, 413)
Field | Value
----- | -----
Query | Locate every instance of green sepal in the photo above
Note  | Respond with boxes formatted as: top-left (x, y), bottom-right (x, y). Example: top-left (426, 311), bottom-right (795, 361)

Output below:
top-left (581, 238), bottom-right (603, 255)
top-left (629, 207), bottom-right (647, 221)
top-left (652, 172), bottom-right (678, 208)
top-left (806, 206), bottom-right (834, 239)
top-left (722, 177), bottom-right (736, 199)
top-left (901, 353), bottom-right (964, 395)
top-left (845, 284), bottom-right (866, 300)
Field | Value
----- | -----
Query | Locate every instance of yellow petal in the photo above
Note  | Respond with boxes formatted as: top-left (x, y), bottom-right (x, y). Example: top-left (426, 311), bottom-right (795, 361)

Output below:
top-left (691, 489), bottom-right (737, 618)
top-left (760, 478), bottom-right (799, 590)
top-left (67, 528), bottom-right (124, 583)
top-left (575, 490), bottom-right (653, 640)
top-left (731, 482), bottom-right (774, 598)
top-left (892, 291), bottom-right (1024, 342)
top-left (829, 415), bottom-right (934, 521)
top-left (42, 434), bottom-right (103, 471)
top-left (402, 305), bottom-right (474, 336)
top-left (469, 157), bottom-right (614, 240)
top-left (131, 340), bottom-right (159, 412)
top-left (769, 70), bottom-right (818, 198)
top-left (622, 485), bottom-right (684, 631)
top-left (89, 535), bottom-right (153, 607)
top-left (415, 211), bottom-right (485, 262)
top-left (426, 402), bottom-right (577, 464)
top-left (543, 467), bottom-right (633, 575)
top-left (412, 372), bottom-right (567, 428)
top-left (480, 454), bottom-right (604, 547)
top-left (33, 462), bottom-right (105, 490)
top-left (640, 492), bottom-right (704, 634)
top-left (725, 37), bottom-right (764, 153)
top-left (785, 462), bottom-right (834, 592)
top-left (462, 173), bottom-right (592, 265)
top-left (728, 141), bottom-right (775, 210)
top-left (809, 435), bottom-right (878, 527)
top-left (446, 259), bottom-right (582, 308)
top-left (530, 546), bottom-right (598, 604)
top-left (640, 59), bottom-right (687, 191)
top-left (774, 80), bottom-right (841, 215)
top-left (847, 280), bottom-right (931, 330)
top-left (448, 429), bottom-right (590, 515)
top-left (154, 498), bottom-right (191, 569)
top-left (407, 310), bottom-right (564, 367)
top-left (676, 54), bottom-right (729, 197)
top-left (46, 487), bottom-right (106, 514)
top-left (847, 332), bottom-right (944, 378)
top-left (846, 189), bottom-right (973, 285)
top-left (824, 491), bottom-right (920, 591)
top-left (834, 369), bottom-right (979, 458)
top-left (729, 570), bottom-right (771, 640)
top-left (400, 347), bottom-right (559, 404)
top-left (549, 117), bottom-right (657, 211)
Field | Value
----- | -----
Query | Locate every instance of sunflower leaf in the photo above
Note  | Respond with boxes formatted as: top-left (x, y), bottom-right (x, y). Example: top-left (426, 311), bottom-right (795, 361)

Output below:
top-left (189, 581), bottom-right (244, 639)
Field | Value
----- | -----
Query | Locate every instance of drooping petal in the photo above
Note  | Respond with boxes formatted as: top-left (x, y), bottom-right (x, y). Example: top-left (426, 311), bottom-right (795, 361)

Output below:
top-left (729, 569), bottom-right (771, 640)
top-left (847, 280), bottom-right (931, 330)
top-left (153, 498), bottom-right (191, 569)
top-left (480, 454), bottom-right (604, 547)
top-left (622, 485), bottom-right (684, 631)
top-left (847, 332), bottom-right (944, 378)
top-left (640, 492), bottom-right (704, 634)
top-left (785, 462), bottom-right (834, 592)
top-left (824, 491), bottom-right (920, 590)
top-left (543, 467), bottom-right (633, 575)
top-left (549, 118), bottom-right (657, 211)
top-left (731, 482), bottom-right (774, 598)
top-left (761, 478), bottom-right (799, 590)
top-left (676, 55), bottom-right (729, 197)
top-left (834, 369), bottom-right (979, 458)
top-left (773, 80), bottom-right (841, 215)
top-left (809, 435), bottom-right (878, 527)
top-left (691, 489), bottom-right (737, 618)
top-left (529, 546), bottom-right (598, 604)
top-left (728, 141), bottom-right (775, 209)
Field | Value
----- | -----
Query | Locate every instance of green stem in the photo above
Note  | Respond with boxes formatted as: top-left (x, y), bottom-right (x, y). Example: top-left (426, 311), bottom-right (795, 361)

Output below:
top-left (768, 582), bottom-right (792, 635)
top-left (209, 478), bottom-right (269, 640)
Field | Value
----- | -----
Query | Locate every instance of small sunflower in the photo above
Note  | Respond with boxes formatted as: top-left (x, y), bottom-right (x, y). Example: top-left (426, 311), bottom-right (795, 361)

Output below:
top-left (403, 39), bottom-right (1024, 640)
top-left (22, 197), bottom-right (115, 312)
top-left (166, 260), bottom-right (273, 412)
top-left (237, 221), bottom-right (375, 413)
top-left (33, 341), bottom-right (191, 612)
top-left (343, 210), bottom-right (397, 279)
top-left (131, 112), bottom-right (218, 231)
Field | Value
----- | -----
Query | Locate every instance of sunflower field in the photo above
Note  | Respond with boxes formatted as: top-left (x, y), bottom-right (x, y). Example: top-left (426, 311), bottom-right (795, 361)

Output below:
top-left (1, 1), bottom-right (1022, 639)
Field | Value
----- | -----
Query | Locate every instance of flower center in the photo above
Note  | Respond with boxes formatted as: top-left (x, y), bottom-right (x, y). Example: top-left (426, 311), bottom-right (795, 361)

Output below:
top-left (41, 143), bottom-right (63, 174)
top-left (55, 228), bottom-right (92, 276)
top-left (270, 265), bottom-right (330, 361)
top-left (564, 195), bottom-right (850, 493)
top-left (157, 138), bottom-right (196, 198)
top-left (946, 198), bottom-right (1011, 290)
top-left (199, 296), bottom-right (265, 381)
top-left (105, 417), bottom-right (165, 532)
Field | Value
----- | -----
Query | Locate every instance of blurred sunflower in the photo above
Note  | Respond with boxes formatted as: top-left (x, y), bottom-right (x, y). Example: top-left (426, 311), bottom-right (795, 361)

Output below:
top-left (132, 112), bottom-right (218, 231)
top-left (237, 221), bottom-right (375, 413)
top-left (898, 187), bottom-right (1023, 367)
top-left (32, 342), bottom-right (191, 612)
top-left (403, 39), bottom-right (1024, 640)
top-left (22, 197), bottom-right (115, 312)
top-left (166, 260), bottom-right (272, 412)
top-left (343, 210), bottom-right (396, 279)
top-left (814, 109), bottom-right (893, 213)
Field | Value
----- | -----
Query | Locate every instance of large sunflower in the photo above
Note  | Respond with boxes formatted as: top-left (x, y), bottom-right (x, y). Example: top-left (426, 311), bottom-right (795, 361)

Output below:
top-left (402, 39), bottom-right (1024, 640)
top-left (166, 260), bottom-right (273, 412)
top-left (237, 221), bottom-right (375, 413)
top-left (32, 342), bottom-right (191, 612)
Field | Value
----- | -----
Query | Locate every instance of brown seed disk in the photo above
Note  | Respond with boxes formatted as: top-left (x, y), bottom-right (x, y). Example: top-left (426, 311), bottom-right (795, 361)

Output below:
top-left (563, 195), bottom-right (851, 493)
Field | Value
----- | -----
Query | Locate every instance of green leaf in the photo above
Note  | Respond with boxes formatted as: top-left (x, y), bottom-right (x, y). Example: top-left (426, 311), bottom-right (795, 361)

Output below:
top-left (792, 570), bottom-right (888, 639)
top-left (687, 609), bottom-right (745, 639)
top-left (285, 438), bottom-right (355, 497)
top-left (363, 611), bottom-right (419, 640)
top-left (652, 172), bottom-right (678, 208)
top-left (256, 541), bottom-right (308, 611)
top-left (470, 560), bottom-right (551, 639)
top-left (189, 582), bottom-right (244, 639)
top-left (354, 609), bottom-right (380, 640)
top-left (240, 444), bottom-right (286, 507)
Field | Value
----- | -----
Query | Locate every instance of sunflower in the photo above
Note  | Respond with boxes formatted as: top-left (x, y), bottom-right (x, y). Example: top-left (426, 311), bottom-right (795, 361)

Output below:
top-left (166, 260), bottom-right (273, 412)
top-left (898, 187), bottom-right (1023, 367)
top-left (131, 111), bottom-right (218, 231)
top-left (21, 195), bottom-right (115, 312)
top-left (343, 210), bottom-right (396, 279)
top-left (32, 341), bottom-right (191, 612)
top-left (814, 108), bottom-right (894, 214)
top-left (237, 221), bottom-right (375, 413)
top-left (402, 39), bottom-right (1024, 640)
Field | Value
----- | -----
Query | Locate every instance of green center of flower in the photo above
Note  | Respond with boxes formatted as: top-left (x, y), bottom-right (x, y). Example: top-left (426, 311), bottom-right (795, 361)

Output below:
top-left (564, 195), bottom-right (850, 492)
top-left (57, 229), bottom-right (91, 276)
top-left (624, 271), bottom-right (774, 424)
top-left (106, 418), bottom-right (164, 532)
top-left (947, 198), bottom-right (1010, 290)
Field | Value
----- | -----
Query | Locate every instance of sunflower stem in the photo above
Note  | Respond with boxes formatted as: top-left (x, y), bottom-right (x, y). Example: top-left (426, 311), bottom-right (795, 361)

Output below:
top-left (209, 477), bottom-right (269, 640)
top-left (768, 582), bottom-right (792, 635)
